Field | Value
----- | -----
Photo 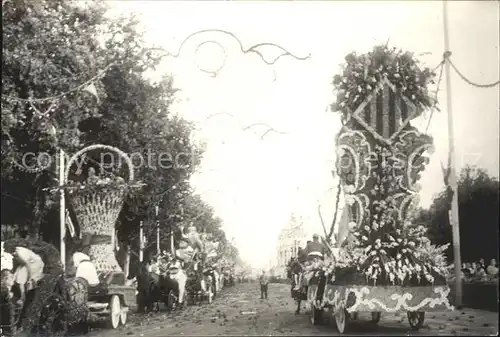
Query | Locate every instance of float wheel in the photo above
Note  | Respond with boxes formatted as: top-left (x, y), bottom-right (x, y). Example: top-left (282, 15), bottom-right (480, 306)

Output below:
top-left (120, 305), bottom-right (128, 326)
top-left (166, 289), bottom-right (177, 311)
top-left (207, 289), bottom-right (213, 304)
top-left (407, 311), bottom-right (425, 330)
top-left (309, 306), bottom-right (323, 325)
top-left (334, 307), bottom-right (350, 334)
top-left (370, 311), bottom-right (381, 324)
top-left (108, 295), bottom-right (121, 329)
top-left (179, 291), bottom-right (187, 309)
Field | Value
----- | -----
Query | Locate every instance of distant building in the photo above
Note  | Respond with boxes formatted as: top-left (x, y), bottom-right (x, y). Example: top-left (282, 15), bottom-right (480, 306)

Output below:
top-left (273, 215), bottom-right (308, 278)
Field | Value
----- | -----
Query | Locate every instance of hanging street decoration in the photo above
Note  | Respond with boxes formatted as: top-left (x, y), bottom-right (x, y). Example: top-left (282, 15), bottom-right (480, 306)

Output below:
top-left (2, 29), bottom-right (308, 176)
top-left (82, 82), bottom-right (100, 103)
top-left (146, 29), bottom-right (311, 78)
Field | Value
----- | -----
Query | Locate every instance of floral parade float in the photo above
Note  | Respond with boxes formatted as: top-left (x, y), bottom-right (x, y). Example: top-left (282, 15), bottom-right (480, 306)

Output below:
top-left (61, 144), bottom-right (142, 329)
top-left (305, 45), bottom-right (454, 333)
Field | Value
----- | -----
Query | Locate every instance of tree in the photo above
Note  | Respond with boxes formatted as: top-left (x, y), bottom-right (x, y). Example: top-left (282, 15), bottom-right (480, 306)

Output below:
top-left (1, 0), bottom-right (243, 269)
top-left (1, 0), bottom-right (197, 233)
top-left (414, 166), bottom-right (499, 262)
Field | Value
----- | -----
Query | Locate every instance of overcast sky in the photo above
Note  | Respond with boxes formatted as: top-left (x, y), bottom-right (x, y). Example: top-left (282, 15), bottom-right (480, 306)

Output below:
top-left (109, 1), bottom-right (499, 269)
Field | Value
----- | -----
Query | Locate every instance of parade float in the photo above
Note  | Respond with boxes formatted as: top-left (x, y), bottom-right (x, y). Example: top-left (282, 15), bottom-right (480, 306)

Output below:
top-left (184, 232), bottom-right (219, 306)
top-left (305, 45), bottom-right (454, 333)
top-left (136, 249), bottom-right (190, 313)
top-left (62, 144), bottom-right (141, 329)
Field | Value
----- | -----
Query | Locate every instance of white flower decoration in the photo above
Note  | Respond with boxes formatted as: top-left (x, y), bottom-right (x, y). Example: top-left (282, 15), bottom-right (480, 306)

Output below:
top-left (345, 195), bottom-right (355, 206)
top-left (427, 145), bottom-right (435, 155)
top-left (343, 184), bottom-right (356, 194)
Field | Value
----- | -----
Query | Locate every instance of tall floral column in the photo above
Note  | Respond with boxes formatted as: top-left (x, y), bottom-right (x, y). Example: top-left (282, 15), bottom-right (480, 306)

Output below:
top-left (64, 145), bottom-right (140, 278)
top-left (331, 46), bottom-right (450, 287)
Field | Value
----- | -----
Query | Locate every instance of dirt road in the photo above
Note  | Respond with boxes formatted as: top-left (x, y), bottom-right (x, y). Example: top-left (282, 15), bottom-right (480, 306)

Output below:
top-left (90, 282), bottom-right (498, 336)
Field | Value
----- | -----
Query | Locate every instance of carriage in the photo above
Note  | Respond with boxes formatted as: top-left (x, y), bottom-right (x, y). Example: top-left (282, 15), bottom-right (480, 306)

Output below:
top-left (61, 144), bottom-right (142, 329)
top-left (84, 273), bottom-right (136, 329)
top-left (222, 269), bottom-right (235, 288)
top-left (299, 46), bottom-right (456, 333)
top-left (184, 261), bottom-right (217, 305)
top-left (136, 258), bottom-right (186, 313)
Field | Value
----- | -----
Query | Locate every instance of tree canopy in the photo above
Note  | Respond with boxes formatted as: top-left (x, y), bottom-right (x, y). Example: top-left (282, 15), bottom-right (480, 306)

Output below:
top-left (414, 166), bottom-right (499, 262)
top-left (1, 0), bottom-right (241, 266)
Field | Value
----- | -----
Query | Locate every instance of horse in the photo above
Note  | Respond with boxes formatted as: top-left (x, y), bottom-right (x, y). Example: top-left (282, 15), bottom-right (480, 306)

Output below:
top-left (135, 261), bottom-right (161, 313)
top-left (287, 259), bottom-right (307, 314)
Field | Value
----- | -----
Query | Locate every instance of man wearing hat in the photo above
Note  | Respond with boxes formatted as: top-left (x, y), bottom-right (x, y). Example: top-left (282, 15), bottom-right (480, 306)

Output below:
top-left (306, 234), bottom-right (327, 261)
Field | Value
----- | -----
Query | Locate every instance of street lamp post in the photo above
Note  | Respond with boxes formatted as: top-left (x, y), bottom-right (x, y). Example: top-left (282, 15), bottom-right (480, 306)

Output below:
top-left (155, 205), bottom-right (160, 256)
top-left (442, 0), bottom-right (462, 308)
top-left (58, 149), bottom-right (66, 270)
top-left (139, 220), bottom-right (144, 262)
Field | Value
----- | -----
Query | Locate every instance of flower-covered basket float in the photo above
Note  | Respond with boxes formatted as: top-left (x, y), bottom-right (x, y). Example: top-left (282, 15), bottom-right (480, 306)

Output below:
top-left (305, 45), bottom-right (454, 334)
top-left (61, 144), bottom-right (143, 329)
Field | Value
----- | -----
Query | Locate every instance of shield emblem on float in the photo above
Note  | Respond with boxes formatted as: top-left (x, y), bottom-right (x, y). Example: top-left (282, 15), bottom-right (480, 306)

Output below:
top-left (351, 77), bottom-right (420, 145)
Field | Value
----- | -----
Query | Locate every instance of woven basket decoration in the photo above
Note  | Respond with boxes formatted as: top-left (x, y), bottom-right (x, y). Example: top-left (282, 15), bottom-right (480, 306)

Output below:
top-left (65, 145), bottom-right (134, 274)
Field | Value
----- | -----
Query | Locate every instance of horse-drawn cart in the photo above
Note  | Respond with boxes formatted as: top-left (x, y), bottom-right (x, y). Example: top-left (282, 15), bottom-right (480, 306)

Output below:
top-left (303, 45), bottom-right (456, 334)
top-left (136, 259), bottom-right (186, 313)
top-left (62, 144), bottom-right (142, 329)
top-left (185, 263), bottom-right (215, 305)
top-left (86, 276), bottom-right (136, 328)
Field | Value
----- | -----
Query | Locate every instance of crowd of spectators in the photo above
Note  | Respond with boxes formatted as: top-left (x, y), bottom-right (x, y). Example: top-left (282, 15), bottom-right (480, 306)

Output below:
top-left (448, 258), bottom-right (498, 283)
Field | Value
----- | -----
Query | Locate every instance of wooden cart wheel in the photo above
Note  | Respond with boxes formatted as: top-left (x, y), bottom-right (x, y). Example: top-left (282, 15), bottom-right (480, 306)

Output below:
top-left (334, 307), bottom-right (350, 334)
top-left (166, 289), bottom-right (177, 311)
top-left (309, 306), bottom-right (323, 325)
top-left (370, 311), bottom-right (382, 324)
top-left (120, 306), bottom-right (128, 326)
top-left (407, 311), bottom-right (425, 330)
top-left (108, 295), bottom-right (121, 329)
top-left (179, 291), bottom-right (187, 309)
top-left (207, 280), bottom-right (213, 304)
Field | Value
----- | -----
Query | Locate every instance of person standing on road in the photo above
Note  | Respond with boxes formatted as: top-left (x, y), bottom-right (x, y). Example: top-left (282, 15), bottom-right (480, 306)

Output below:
top-left (259, 270), bottom-right (269, 299)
